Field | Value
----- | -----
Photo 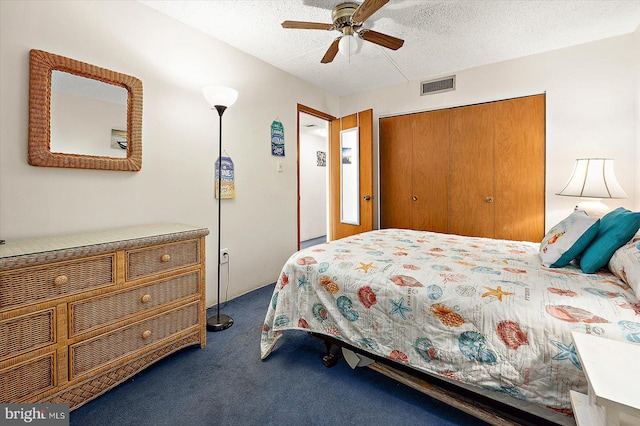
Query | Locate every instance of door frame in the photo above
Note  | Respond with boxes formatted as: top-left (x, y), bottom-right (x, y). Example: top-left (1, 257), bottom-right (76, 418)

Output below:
top-left (297, 104), bottom-right (336, 251)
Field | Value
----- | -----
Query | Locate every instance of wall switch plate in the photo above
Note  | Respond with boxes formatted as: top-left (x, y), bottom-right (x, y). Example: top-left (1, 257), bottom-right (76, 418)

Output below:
top-left (276, 161), bottom-right (283, 173)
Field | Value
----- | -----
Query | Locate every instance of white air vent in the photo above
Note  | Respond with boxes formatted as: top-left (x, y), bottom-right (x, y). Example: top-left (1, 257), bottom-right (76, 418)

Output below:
top-left (420, 75), bottom-right (456, 96)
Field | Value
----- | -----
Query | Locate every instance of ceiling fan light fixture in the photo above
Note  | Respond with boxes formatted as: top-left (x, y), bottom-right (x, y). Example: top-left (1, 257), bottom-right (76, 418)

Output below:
top-left (338, 34), bottom-right (359, 57)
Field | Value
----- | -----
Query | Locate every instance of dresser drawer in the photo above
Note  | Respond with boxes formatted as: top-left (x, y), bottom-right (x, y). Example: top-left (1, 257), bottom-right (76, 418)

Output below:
top-left (69, 271), bottom-right (200, 337)
top-left (126, 240), bottom-right (199, 281)
top-left (0, 255), bottom-right (115, 310)
top-left (0, 309), bottom-right (55, 360)
top-left (0, 352), bottom-right (56, 403)
top-left (70, 302), bottom-right (199, 378)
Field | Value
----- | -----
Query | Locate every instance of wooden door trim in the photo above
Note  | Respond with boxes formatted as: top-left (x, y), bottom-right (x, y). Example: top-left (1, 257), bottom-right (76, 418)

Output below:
top-left (378, 92), bottom-right (546, 121)
top-left (298, 104), bottom-right (335, 121)
top-left (297, 104), bottom-right (336, 251)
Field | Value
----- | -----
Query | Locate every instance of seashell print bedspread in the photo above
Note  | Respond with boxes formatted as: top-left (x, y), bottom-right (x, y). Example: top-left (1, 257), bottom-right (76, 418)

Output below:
top-left (260, 229), bottom-right (640, 411)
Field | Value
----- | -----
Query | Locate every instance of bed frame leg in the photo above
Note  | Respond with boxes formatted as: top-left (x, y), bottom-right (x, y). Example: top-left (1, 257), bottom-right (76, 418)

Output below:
top-left (322, 340), bottom-right (340, 368)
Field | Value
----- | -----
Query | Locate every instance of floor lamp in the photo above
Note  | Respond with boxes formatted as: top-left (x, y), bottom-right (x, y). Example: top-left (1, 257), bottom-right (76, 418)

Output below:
top-left (203, 85), bottom-right (238, 332)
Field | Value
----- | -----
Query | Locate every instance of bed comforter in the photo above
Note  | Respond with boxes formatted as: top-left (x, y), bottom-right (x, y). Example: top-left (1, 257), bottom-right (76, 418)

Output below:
top-left (261, 229), bottom-right (640, 411)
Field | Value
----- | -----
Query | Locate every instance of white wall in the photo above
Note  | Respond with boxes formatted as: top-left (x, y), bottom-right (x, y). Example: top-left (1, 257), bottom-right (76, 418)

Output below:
top-left (340, 31), bottom-right (640, 231)
top-left (0, 0), bottom-right (339, 305)
top-left (299, 132), bottom-right (328, 241)
top-left (635, 26), bottom-right (640, 205)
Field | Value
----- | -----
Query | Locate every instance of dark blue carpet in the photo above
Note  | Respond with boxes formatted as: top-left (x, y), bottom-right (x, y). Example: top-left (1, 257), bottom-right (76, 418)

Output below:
top-left (301, 236), bottom-right (327, 249)
top-left (70, 284), bottom-right (488, 426)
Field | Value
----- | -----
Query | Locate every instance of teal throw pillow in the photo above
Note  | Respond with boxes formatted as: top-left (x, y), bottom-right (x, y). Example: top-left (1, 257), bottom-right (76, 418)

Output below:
top-left (539, 211), bottom-right (600, 267)
top-left (580, 207), bottom-right (640, 273)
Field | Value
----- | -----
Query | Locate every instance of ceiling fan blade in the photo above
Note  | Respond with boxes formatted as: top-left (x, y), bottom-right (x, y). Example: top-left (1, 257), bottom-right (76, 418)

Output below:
top-left (351, 0), bottom-right (389, 24)
top-left (359, 29), bottom-right (404, 50)
top-left (321, 38), bottom-right (341, 64)
top-left (282, 20), bottom-right (333, 30)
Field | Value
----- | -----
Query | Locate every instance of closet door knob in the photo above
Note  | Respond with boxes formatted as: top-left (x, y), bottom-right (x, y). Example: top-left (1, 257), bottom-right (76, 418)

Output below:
top-left (412, 196), bottom-right (418, 201)
top-left (486, 197), bottom-right (493, 203)
top-left (363, 195), bottom-right (371, 201)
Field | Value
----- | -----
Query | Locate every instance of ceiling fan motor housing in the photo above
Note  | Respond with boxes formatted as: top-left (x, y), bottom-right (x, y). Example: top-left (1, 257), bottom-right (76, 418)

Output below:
top-left (333, 2), bottom-right (362, 32)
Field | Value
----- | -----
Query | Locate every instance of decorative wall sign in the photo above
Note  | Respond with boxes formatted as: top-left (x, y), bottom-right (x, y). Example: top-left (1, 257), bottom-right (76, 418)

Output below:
top-left (317, 151), bottom-right (326, 167)
top-left (215, 155), bottom-right (235, 199)
top-left (271, 119), bottom-right (285, 156)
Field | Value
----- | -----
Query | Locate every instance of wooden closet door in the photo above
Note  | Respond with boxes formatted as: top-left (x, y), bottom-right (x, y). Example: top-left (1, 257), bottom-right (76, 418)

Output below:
top-left (411, 109), bottom-right (449, 233)
top-left (449, 103), bottom-right (496, 238)
top-left (380, 114), bottom-right (414, 229)
top-left (493, 94), bottom-right (545, 242)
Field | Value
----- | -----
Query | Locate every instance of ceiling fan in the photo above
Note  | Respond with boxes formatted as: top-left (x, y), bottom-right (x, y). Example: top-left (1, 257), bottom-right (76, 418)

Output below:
top-left (282, 0), bottom-right (404, 64)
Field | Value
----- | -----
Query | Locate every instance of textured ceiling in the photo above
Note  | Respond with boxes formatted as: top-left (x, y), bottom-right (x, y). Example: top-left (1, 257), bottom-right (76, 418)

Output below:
top-left (139, 0), bottom-right (640, 96)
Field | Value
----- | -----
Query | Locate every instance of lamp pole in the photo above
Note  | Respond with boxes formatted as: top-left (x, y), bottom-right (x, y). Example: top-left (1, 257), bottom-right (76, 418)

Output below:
top-left (202, 85), bottom-right (238, 332)
top-left (207, 105), bottom-right (233, 331)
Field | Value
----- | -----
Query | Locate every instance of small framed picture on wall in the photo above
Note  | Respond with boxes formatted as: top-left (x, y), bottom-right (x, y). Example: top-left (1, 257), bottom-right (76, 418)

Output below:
top-left (317, 151), bottom-right (326, 167)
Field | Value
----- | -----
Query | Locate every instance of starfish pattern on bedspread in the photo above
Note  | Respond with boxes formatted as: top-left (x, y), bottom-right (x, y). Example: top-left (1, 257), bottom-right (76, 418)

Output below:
top-left (355, 261), bottom-right (376, 273)
top-left (550, 340), bottom-right (582, 370)
top-left (389, 297), bottom-right (412, 320)
top-left (481, 285), bottom-right (515, 302)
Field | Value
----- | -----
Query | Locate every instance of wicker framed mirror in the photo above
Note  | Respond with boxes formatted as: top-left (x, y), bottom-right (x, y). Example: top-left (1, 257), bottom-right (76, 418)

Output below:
top-left (28, 49), bottom-right (143, 171)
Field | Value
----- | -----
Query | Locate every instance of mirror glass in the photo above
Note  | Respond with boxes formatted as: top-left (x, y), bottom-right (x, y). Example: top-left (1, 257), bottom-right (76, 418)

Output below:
top-left (29, 49), bottom-right (143, 171)
top-left (51, 71), bottom-right (128, 158)
top-left (340, 127), bottom-right (360, 225)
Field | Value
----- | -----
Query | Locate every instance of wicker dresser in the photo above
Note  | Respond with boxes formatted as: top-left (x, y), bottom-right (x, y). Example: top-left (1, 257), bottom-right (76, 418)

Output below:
top-left (0, 224), bottom-right (209, 409)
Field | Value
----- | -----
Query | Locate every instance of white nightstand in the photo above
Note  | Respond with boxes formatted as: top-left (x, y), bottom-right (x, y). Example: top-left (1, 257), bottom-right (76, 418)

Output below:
top-left (570, 332), bottom-right (640, 426)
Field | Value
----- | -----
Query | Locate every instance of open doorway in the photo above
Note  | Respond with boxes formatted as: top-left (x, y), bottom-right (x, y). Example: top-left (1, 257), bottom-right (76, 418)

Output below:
top-left (298, 107), bottom-right (332, 250)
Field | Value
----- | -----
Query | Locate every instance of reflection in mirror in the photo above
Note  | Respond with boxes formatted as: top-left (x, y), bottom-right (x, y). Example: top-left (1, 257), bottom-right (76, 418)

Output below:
top-left (51, 71), bottom-right (128, 158)
top-left (29, 49), bottom-right (143, 171)
top-left (340, 128), bottom-right (360, 225)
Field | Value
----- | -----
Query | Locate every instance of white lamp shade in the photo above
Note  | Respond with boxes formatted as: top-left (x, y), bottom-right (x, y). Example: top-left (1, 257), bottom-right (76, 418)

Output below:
top-left (338, 34), bottom-right (359, 57)
top-left (202, 86), bottom-right (238, 108)
top-left (557, 158), bottom-right (628, 198)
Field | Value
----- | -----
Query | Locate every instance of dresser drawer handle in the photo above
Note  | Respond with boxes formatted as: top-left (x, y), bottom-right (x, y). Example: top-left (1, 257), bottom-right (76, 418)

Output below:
top-left (54, 275), bottom-right (69, 286)
top-left (161, 254), bottom-right (171, 263)
top-left (141, 294), bottom-right (152, 304)
top-left (141, 330), bottom-right (152, 340)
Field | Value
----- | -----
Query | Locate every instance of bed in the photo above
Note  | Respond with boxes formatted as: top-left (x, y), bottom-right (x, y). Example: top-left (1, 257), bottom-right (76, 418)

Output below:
top-left (261, 210), bottom-right (640, 425)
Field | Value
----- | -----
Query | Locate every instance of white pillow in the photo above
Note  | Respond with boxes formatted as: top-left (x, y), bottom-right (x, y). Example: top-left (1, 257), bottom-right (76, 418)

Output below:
top-left (608, 232), bottom-right (640, 299)
top-left (540, 211), bottom-right (600, 268)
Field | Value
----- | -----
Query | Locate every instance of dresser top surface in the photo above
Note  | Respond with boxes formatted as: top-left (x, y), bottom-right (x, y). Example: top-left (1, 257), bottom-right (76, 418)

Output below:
top-left (0, 224), bottom-right (209, 265)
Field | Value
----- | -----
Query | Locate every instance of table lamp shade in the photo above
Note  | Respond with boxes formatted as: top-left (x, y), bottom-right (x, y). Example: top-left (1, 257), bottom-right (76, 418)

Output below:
top-left (557, 158), bottom-right (628, 199)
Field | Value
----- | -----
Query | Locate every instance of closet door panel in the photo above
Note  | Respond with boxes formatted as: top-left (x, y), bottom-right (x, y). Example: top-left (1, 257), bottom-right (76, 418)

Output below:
top-left (380, 115), bottom-right (413, 229)
top-left (411, 109), bottom-right (449, 232)
top-left (449, 103), bottom-right (495, 238)
top-left (494, 94), bottom-right (545, 242)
